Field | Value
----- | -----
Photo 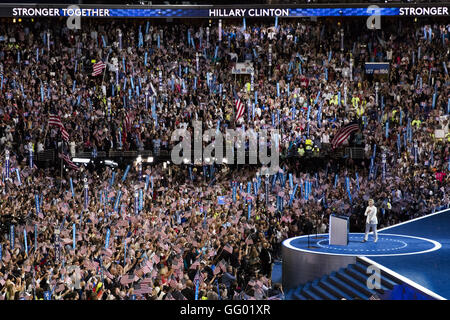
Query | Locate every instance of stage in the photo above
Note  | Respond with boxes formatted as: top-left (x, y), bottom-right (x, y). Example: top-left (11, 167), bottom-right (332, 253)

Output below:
top-left (282, 208), bottom-right (450, 299)
top-left (284, 233), bottom-right (440, 257)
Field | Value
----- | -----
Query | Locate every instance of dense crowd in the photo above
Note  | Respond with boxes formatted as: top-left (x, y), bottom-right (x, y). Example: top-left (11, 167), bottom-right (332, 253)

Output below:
top-left (0, 16), bottom-right (449, 300)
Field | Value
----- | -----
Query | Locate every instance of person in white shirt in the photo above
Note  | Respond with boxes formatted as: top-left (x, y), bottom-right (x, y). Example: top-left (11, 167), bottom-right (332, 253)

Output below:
top-left (363, 199), bottom-right (378, 242)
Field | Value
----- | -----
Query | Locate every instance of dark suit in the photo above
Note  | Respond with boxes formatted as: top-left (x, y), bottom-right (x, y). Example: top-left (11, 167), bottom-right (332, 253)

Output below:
top-left (181, 287), bottom-right (194, 300)
top-left (259, 248), bottom-right (273, 277)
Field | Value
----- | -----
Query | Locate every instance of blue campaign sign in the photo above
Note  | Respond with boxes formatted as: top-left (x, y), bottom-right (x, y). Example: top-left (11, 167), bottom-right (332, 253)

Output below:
top-left (365, 62), bottom-right (390, 75)
top-left (44, 291), bottom-right (51, 300)
top-left (217, 196), bottom-right (225, 205)
top-left (105, 229), bottom-right (111, 249)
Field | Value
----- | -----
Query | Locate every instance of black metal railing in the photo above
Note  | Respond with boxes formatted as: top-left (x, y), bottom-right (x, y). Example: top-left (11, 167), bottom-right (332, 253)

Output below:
top-left (34, 146), bottom-right (366, 165)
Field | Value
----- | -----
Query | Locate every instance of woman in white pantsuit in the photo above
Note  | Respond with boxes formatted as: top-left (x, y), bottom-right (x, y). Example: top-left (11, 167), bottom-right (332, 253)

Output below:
top-left (363, 199), bottom-right (378, 242)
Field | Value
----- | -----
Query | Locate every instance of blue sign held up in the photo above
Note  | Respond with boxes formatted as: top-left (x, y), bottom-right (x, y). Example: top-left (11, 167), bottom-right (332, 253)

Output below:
top-left (218, 196), bottom-right (225, 205)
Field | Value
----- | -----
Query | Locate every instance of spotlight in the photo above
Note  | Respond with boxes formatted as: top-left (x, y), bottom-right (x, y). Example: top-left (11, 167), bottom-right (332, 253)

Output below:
top-left (105, 160), bottom-right (118, 167)
top-left (72, 158), bottom-right (91, 164)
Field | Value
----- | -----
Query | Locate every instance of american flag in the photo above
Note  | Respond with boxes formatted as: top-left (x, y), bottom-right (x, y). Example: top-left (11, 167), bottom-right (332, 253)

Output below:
top-left (134, 283), bottom-right (151, 296)
top-left (234, 90), bottom-right (245, 122)
top-left (54, 284), bottom-right (65, 293)
top-left (124, 111), bottom-right (135, 133)
top-left (58, 153), bottom-right (79, 171)
top-left (48, 114), bottom-right (69, 142)
top-left (193, 270), bottom-right (204, 283)
top-left (213, 264), bottom-right (222, 275)
top-left (92, 61), bottom-right (106, 76)
top-left (138, 265), bottom-right (151, 275)
top-left (331, 122), bottom-right (360, 149)
top-left (120, 274), bottom-right (138, 286)
top-left (223, 244), bottom-right (233, 254)
top-left (189, 260), bottom-right (200, 270)
top-left (168, 277), bottom-right (178, 288)
top-left (216, 259), bottom-right (227, 273)
top-left (102, 248), bottom-right (113, 257)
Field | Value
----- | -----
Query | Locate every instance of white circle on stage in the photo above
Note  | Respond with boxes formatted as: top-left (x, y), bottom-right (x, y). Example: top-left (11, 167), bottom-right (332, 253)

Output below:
top-left (282, 233), bottom-right (442, 257)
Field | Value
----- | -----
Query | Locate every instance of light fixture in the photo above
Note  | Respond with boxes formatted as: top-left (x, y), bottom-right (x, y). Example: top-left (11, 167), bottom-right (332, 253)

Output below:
top-left (105, 160), bottom-right (118, 167)
top-left (147, 157), bottom-right (154, 163)
top-left (72, 158), bottom-right (91, 164)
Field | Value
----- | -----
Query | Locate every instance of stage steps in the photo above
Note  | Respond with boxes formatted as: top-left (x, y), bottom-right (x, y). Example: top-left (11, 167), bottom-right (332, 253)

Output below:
top-left (285, 257), bottom-right (403, 300)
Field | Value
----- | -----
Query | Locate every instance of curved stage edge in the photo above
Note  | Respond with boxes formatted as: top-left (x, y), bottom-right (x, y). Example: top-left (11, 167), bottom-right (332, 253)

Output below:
top-left (281, 232), bottom-right (441, 290)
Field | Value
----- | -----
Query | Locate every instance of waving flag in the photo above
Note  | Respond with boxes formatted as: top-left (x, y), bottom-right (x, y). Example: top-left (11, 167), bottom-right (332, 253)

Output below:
top-left (58, 153), bottom-right (79, 171)
top-left (92, 61), bottom-right (106, 76)
top-left (234, 90), bottom-right (245, 122)
top-left (48, 114), bottom-right (69, 141)
top-left (124, 111), bottom-right (135, 133)
top-left (331, 122), bottom-right (359, 149)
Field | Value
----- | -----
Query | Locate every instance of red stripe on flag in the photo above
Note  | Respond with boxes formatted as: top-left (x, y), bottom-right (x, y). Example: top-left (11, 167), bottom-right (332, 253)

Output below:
top-left (235, 99), bottom-right (245, 122)
top-left (58, 153), bottom-right (79, 171)
top-left (333, 125), bottom-right (356, 145)
top-left (331, 124), bottom-right (359, 148)
top-left (49, 115), bottom-right (70, 141)
top-left (92, 62), bottom-right (106, 76)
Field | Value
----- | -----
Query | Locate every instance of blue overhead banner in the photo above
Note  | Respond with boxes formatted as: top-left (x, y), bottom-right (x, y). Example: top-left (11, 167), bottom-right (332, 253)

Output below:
top-left (365, 62), bottom-right (390, 75)
top-left (5, 5), bottom-right (449, 18)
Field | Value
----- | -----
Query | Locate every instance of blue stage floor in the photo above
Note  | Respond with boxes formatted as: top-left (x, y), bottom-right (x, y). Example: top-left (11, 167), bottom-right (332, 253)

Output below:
top-left (371, 209), bottom-right (450, 299)
top-left (282, 209), bottom-right (450, 299)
